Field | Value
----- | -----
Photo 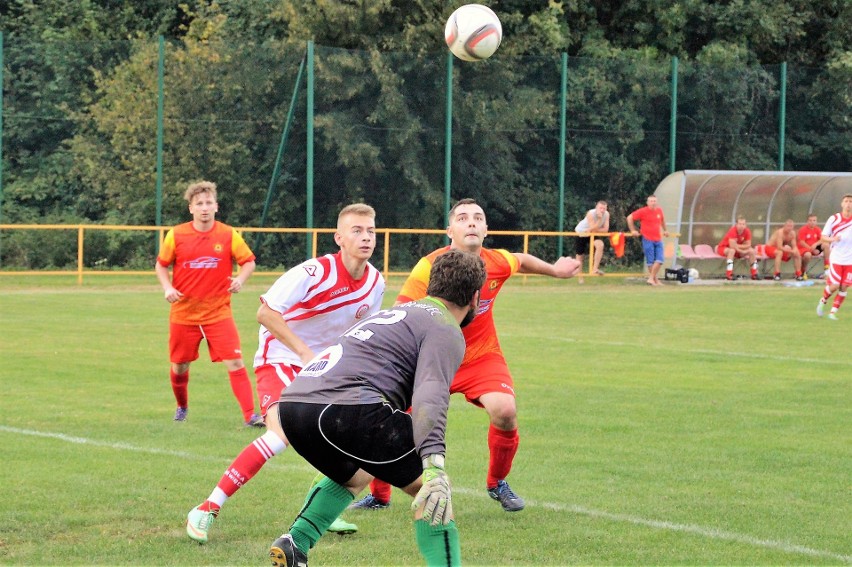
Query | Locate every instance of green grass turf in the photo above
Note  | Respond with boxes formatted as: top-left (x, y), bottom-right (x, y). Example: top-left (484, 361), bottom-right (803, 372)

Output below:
top-left (1, 275), bottom-right (850, 565)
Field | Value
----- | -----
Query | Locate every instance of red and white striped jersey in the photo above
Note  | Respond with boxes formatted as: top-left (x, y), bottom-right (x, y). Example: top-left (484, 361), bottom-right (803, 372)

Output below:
top-left (253, 252), bottom-right (385, 367)
top-left (823, 214), bottom-right (852, 265)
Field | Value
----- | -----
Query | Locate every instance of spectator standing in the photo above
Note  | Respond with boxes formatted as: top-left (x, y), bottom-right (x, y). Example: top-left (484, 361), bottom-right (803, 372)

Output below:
top-left (627, 195), bottom-right (668, 286)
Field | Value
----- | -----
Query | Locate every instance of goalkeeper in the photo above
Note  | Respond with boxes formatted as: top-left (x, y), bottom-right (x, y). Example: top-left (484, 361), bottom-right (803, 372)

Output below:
top-left (266, 249), bottom-right (486, 567)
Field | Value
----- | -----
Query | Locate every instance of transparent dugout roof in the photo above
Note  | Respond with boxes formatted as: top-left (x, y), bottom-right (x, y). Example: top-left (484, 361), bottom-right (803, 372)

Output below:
top-left (655, 170), bottom-right (852, 250)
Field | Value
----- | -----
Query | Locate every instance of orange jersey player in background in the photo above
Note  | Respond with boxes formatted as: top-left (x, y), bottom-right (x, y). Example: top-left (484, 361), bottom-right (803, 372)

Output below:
top-left (155, 180), bottom-right (261, 427)
top-left (350, 198), bottom-right (581, 513)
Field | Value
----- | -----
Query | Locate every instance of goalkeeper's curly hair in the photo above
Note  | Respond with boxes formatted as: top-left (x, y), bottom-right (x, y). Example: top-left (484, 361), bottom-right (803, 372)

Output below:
top-left (427, 249), bottom-right (486, 308)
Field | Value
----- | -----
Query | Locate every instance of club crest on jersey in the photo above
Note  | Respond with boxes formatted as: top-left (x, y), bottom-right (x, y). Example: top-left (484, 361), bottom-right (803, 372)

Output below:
top-left (299, 344), bottom-right (342, 377)
top-left (355, 304), bottom-right (370, 319)
top-left (214, 243), bottom-right (223, 253)
top-left (303, 265), bottom-right (318, 276)
top-left (183, 256), bottom-right (220, 269)
top-left (488, 280), bottom-right (499, 291)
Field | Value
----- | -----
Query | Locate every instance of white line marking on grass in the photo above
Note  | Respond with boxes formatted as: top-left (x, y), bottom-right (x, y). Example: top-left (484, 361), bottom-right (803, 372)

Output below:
top-left (515, 335), bottom-right (848, 366)
top-left (0, 425), bottom-right (312, 472)
top-left (454, 487), bottom-right (852, 564)
top-left (7, 425), bottom-right (849, 563)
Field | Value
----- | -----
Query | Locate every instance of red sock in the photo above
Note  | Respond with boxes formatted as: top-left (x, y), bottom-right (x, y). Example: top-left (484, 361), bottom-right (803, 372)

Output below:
top-left (725, 269), bottom-right (732, 278)
top-left (216, 433), bottom-right (285, 498)
top-left (228, 367), bottom-right (256, 421)
top-left (795, 270), bottom-right (802, 277)
top-left (170, 369), bottom-right (189, 408)
top-left (486, 425), bottom-right (519, 489)
top-left (823, 286), bottom-right (833, 302)
top-left (369, 478), bottom-right (393, 503)
top-left (833, 291), bottom-right (847, 310)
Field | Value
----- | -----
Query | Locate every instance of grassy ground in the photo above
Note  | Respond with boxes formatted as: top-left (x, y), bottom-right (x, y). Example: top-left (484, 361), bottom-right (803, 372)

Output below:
top-left (1, 275), bottom-right (850, 565)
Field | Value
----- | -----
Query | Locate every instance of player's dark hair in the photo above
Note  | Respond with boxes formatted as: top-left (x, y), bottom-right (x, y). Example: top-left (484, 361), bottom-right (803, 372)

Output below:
top-left (449, 198), bottom-right (480, 219)
top-left (427, 249), bottom-right (486, 308)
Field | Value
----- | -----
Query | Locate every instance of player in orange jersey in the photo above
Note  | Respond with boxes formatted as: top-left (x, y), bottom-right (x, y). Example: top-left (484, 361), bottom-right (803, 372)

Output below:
top-left (350, 198), bottom-right (581, 513)
top-left (798, 213), bottom-right (828, 279)
top-left (155, 180), bottom-right (261, 426)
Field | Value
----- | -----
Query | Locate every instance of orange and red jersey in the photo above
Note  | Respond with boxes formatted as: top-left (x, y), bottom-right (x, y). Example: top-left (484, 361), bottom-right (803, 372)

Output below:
top-left (630, 206), bottom-right (666, 241)
top-left (718, 226), bottom-right (751, 249)
top-left (157, 221), bottom-right (255, 325)
top-left (396, 246), bottom-right (519, 365)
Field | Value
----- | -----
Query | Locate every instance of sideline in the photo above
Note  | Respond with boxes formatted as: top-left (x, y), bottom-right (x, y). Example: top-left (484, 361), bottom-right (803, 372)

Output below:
top-left (3, 425), bottom-right (849, 564)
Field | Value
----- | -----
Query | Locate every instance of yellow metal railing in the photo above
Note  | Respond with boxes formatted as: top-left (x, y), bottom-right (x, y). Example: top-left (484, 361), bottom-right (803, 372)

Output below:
top-left (0, 224), bottom-right (653, 284)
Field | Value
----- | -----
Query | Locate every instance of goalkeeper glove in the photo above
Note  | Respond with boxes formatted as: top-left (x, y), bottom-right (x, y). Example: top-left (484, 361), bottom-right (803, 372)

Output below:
top-left (411, 454), bottom-right (452, 526)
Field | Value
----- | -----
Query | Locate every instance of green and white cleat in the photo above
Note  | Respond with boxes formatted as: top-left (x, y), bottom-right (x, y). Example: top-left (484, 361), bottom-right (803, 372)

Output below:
top-left (326, 517), bottom-right (358, 535)
top-left (816, 301), bottom-right (825, 317)
top-left (186, 505), bottom-right (218, 543)
top-left (827, 312), bottom-right (839, 321)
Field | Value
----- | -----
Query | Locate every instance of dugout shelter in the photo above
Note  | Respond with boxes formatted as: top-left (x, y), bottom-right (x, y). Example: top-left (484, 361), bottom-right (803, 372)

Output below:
top-left (654, 170), bottom-right (852, 276)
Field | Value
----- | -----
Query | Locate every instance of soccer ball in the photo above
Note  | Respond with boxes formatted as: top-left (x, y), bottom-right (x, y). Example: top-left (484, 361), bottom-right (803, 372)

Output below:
top-left (688, 268), bottom-right (700, 280)
top-left (444, 4), bottom-right (502, 62)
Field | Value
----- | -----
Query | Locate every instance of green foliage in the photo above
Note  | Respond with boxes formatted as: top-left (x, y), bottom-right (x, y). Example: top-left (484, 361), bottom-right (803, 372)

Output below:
top-left (0, 0), bottom-right (849, 247)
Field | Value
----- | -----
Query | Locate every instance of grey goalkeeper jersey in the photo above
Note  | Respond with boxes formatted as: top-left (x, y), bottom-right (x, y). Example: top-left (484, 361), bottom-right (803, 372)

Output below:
top-left (280, 297), bottom-right (465, 459)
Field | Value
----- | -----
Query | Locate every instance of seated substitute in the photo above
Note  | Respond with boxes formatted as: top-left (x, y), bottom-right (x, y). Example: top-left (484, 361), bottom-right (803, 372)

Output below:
top-left (798, 213), bottom-right (829, 279)
top-left (266, 249), bottom-right (487, 567)
top-left (716, 216), bottom-right (759, 280)
top-left (766, 219), bottom-right (803, 281)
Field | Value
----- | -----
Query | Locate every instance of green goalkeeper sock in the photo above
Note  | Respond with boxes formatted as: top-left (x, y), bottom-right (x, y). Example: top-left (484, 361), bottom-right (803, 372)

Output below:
top-left (414, 519), bottom-right (461, 566)
top-left (290, 477), bottom-right (354, 553)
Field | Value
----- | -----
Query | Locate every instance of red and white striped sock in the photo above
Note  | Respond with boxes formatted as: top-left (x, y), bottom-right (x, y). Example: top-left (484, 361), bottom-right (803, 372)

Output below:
top-left (206, 430), bottom-right (287, 509)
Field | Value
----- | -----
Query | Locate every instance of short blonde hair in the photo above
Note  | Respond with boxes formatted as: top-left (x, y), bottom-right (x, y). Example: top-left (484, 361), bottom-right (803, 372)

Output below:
top-left (185, 181), bottom-right (217, 203)
top-left (338, 203), bottom-right (376, 228)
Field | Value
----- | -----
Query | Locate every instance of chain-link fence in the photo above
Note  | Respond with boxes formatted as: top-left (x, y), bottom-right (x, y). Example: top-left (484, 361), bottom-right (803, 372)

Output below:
top-left (1, 36), bottom-right (848, 270)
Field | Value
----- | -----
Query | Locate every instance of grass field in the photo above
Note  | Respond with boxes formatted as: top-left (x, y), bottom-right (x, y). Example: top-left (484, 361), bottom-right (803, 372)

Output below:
top-left (1, 275), bottom-right (850, 566)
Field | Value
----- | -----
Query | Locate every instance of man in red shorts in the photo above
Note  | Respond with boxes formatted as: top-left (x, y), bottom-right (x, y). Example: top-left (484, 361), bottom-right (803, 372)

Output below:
top-left (765, 219), bottom-right (803, 281)
top-left (798, 213), bottom-right (829, 279)
top-left (155, 180), bottom-right (261, 426)
top-left (716, 216), bottom-right (759, 280)
top-left (350, 198), bottom-right (581, 513)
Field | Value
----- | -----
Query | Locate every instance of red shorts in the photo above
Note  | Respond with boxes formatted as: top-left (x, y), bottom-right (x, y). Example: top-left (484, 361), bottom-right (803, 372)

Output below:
top-left (255, 363), bottom-right (300, 414)
top-left (798, 244), bottom-right (823, 256)
top-left (716, 244), bottom-right (749, 258)
top-left (763, 245), bottom-right (792, 262)
top-left (168, 318), bottom-right (243, 364)
top-left (450, 352), bottom-right (515, 406)
top-left (827, 263), bottom-right (852, 287)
